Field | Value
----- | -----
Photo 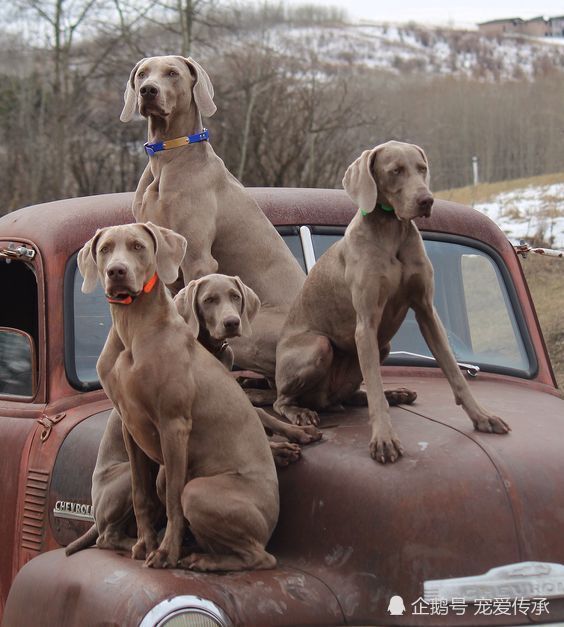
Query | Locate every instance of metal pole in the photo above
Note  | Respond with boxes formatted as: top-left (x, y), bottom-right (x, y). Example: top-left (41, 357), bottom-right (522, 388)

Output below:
top-left (472, 156), bottom-right (479, 186)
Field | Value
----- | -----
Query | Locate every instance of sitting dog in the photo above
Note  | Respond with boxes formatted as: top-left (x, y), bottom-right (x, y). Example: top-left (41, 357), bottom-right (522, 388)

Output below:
top-left (66, 273), bottom-right (320, 557)
top-left (120, 55), bottom-right (305, 380)
top-left (76, 222), bottom-right (279, 571)
top-left (176, 275), bottom-right (322, 459)
top-left (274, 141), bottom-right (510, 463)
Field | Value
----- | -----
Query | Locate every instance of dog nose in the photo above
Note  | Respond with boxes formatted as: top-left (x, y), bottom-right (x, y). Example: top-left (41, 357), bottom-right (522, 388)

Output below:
top-left (417, 194), bottom-right (434, 216)
top-left (223, 317), bottom-right (240, 332)
top-left (140, 84), bottom-right (159, 99)
top-left (107, 263), bottom-right (128, 279)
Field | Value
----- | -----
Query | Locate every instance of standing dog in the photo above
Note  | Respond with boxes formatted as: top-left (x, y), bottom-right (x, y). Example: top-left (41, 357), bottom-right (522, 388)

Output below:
top-left (120, 55), bottom-right (305, 378)
top-left (77, 223), bottom-right (279, 571)
top-left (274, 141), bottom-right (510, 463)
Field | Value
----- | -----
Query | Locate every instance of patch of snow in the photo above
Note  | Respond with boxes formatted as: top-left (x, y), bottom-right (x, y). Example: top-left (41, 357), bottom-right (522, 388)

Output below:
top-left (474, 183), bottom-right (564, 247)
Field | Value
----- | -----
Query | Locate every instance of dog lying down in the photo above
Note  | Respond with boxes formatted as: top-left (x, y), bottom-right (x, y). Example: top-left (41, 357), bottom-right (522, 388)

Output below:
top-left (75, 222), bottom-right (280, 571)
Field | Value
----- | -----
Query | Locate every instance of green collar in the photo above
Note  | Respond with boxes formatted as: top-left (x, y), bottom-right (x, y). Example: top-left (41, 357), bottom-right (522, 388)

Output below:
top-left (360, 203), bottom-right (394, 217)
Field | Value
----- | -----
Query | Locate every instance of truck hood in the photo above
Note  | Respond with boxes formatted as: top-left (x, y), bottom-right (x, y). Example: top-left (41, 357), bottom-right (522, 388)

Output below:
top-left (39, 374), bottom-right (564, 625)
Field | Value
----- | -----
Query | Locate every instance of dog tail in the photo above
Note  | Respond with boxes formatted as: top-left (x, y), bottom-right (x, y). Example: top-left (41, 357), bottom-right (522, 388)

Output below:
top-left (65, 523), bottom-right (98, 556)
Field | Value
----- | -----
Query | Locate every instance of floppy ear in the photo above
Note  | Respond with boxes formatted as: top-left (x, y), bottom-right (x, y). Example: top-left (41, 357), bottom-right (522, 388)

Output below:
top-left (77, 229), bottom-right (104, 294)
top-left (232, 276), bottom-right (261, 337)
top-left (176, 280), bottom-right (202, 337)
top-left (412, 143), bottom-right (431, 185)
top-left (120, 58), bottom-right (146, 123)
top-left (182, 56), bottom-right (217, 118)
top-left (141, 222), bottom-right (187, 285)
top-left (342, 148), bottom-right (378, 215)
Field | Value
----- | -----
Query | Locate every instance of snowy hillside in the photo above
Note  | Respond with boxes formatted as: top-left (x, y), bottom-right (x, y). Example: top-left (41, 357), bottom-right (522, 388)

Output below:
top-left (474, 183), bottom-right (564, 247)
top-left (256, 22), bottom-right (564, 81)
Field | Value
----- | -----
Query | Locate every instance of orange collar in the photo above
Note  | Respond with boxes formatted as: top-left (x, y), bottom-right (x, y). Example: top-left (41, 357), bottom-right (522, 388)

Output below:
top-left (106, 273), bottom-right (158, 305)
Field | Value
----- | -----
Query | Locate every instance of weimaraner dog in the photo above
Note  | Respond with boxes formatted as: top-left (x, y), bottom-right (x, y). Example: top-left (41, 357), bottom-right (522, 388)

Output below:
top-left (274, 141), bottom-right (510, 463)
top-left (66, 273), bottom-right (320, 557)
top-left (76, 223), bottom-right (279, 571)
top-left (120, 55), bottom-right (305, 379)
top-left (176, 275), bottom-right (322, 459)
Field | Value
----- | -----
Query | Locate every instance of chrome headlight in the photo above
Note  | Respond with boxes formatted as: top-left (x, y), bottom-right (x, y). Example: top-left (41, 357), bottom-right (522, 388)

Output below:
top-left (140, 596), bottom-right (230, 627)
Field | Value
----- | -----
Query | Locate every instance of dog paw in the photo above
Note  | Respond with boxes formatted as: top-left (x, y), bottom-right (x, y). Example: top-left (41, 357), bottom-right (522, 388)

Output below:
top-left (369, 433), bottom-right (404, 464)
top-left (286, 424), bottom-right (323, 444)
top-left (144, 548), bottom-right (178, 569)
top-left (385, 387), bottom-right (417, 406)
top-left (178, 552), bottom-right (209, 570)
top-left (132, 535), bottom-right (157, 560)
top-left (295, 408), bottom-right (320, 426)
top-left (274, 403), bottom-right (320, 426)
top-left (271, 441), bottom-right (301, 467)
top-left (473, 413), bottom-right (511, 434)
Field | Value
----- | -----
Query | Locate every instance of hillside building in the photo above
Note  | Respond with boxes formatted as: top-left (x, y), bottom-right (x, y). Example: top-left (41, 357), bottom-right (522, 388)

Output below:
top-left (478, 15), bottom-right (562, 37)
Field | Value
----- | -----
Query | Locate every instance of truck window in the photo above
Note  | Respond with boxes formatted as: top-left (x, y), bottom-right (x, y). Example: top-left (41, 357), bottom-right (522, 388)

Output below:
top-left (0, 258), bottom-right (38, 397)
top-left (310, 233), bottom-right (533, 377)
top-left (391, 240), bottom-right (531, 375)
top-left (66, 254), bottom-right (112, 387)
top-left (65, 233), bottom-right (533, 390)
top-left (65, 229), bottom-right (307, 389)
top-left (0, 258), bottom-right (38, 341)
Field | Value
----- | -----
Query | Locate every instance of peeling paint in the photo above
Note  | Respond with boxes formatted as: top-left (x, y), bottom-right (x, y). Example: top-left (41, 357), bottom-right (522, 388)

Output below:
top-left (325, 544), bottom-right (354, 567)
top-left (104, 570), bottom-right (129, 585)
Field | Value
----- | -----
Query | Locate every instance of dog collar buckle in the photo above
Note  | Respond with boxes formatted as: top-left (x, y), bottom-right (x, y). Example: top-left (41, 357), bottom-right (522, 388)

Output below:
top-left (106, 273), bottom-right (158, 305)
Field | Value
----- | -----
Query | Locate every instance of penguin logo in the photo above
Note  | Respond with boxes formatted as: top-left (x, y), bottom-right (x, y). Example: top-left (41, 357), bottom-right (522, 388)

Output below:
top-left (387, 595), bottom-right (406, 615)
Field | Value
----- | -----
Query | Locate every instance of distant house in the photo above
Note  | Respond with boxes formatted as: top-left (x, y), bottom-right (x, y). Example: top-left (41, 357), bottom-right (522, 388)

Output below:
top-left (478, 18), bottom-right (523, 36)
top-left (551, 16), bottom-right (564, 37)
top-left (478, 15), bottom-right (562, 38)
top-left (521, 17), bottom-right (551, 37)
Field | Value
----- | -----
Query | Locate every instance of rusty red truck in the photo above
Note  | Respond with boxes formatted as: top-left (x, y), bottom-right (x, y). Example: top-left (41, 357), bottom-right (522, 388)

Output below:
top-left (0, 189), bottom-right (563, 626)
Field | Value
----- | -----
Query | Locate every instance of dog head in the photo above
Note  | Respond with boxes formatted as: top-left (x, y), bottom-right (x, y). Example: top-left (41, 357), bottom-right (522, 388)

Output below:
top-left (78, 223), bottom-right (187, 300)
top-left (175, 274), bottom-right (261, 340)
top-left (120, 55), bottom-right (216, 124)
top-left (343, 141), bottom-right (433, 222)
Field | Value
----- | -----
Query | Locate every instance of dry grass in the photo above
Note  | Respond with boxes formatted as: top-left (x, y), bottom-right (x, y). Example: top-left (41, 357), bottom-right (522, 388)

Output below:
top-left (439, 174), bottom-right (564, 389)
top-left (521, 256), bottom-right (564, 389)
top-left (436, 172), bottom-right (564, 206)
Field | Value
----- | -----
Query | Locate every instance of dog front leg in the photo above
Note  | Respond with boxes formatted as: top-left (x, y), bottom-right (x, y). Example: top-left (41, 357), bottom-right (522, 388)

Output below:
top-left (181, 228), bottom-right (219, 284)
top-left (145, 416), bottom-right (192, 569)
top-left (414, 300), bottom-right (510, 434)
top-left (122, 425), bottom-right (160, 561)
top-left (256, 408), bottom-right (322, 444)
top-left (132, 164), bottom-right (153, 220)
top-left (354, 310), bottom-right (404, 463)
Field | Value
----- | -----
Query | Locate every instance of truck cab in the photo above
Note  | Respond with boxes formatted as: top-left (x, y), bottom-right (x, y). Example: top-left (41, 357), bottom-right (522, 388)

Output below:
top-left (1, 189), bottom-right (563, 626)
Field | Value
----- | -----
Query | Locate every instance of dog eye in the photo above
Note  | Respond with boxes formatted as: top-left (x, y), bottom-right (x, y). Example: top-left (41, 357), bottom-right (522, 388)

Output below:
top-left (168, 70), bottom-right (178, 77)
top-left (137, 71), bottom-right (145, 79)
top-left (99, 245), bottom-right (109, 254)
top-left (203, 296), bottom-right (215, 305)
top-left (392, 167), bottom-right (403, 176)
top-left (231, 293), bottom-right (241, 301)
top-left (133, 242), bottom-right (144, 251)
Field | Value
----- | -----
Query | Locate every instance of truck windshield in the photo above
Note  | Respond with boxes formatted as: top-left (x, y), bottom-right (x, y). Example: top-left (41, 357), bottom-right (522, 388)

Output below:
top-left (65, 233), bottom-right (532, 389)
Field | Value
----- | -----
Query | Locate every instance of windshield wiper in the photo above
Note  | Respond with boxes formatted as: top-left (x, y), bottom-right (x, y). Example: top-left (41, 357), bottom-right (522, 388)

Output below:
top-left (389, 351), bottom-right (480, 378)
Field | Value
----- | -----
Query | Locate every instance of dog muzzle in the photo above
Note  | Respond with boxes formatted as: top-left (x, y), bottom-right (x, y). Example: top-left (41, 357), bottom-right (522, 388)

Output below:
top-left (106, 273), bottom-right (158, 305)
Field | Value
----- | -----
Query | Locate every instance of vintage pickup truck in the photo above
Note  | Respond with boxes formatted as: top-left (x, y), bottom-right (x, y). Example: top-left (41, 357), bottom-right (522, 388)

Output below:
top-left (0, 189), bottom-right (563, 627)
